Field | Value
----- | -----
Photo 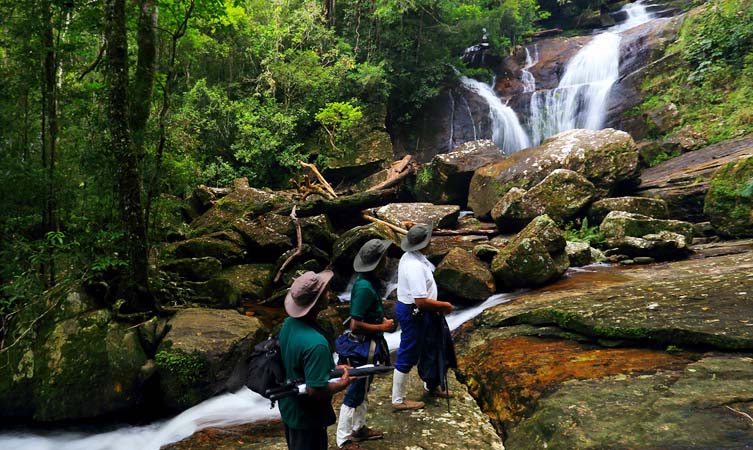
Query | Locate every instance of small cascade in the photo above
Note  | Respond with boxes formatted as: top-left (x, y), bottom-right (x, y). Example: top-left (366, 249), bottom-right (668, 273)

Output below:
top-left (520, 45), bottom-right (539, 94)
top-left (458, 76), bottom-right (531, 154)
top-left (527, 0), bottom-right (654, 145)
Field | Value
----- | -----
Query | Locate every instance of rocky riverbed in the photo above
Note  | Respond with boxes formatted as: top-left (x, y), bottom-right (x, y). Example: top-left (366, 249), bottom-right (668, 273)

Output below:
top-left (165, 239), bottom-right (753, 449)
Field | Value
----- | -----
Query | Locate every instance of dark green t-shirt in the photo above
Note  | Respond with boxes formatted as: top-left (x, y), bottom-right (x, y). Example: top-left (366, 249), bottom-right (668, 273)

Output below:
top-left (350, 274), bottom-right (384, 326)
top-left (278, 317), bottom-right (336, 430)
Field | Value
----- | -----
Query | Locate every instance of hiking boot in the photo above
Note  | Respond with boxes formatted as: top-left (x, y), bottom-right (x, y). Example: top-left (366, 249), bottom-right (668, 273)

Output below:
top-left (351, 426), bottom-right (384, 441)
top-left (339, 440), bottom-right (367, 450)
top-left (428, 387), bottom-right (454, 399)
top-left (391, 399), bottom-right (425, 411)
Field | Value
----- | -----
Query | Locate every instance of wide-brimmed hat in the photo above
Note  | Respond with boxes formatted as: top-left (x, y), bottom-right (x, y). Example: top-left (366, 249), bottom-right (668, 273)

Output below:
top-left (353, 239), bottom-right (392, 272)
top-left (401, 223), bottom-right (433, 252)
top-left (284, 270), bottom-right (334, 318)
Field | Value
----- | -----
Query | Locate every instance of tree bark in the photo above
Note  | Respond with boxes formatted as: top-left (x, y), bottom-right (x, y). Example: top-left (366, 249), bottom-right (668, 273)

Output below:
top-left (41, 0), bottom-right (58, 287)
top-left (105, 0), bottom-right (152, 312)
top-left (131, 0), bottom-right (157, 152)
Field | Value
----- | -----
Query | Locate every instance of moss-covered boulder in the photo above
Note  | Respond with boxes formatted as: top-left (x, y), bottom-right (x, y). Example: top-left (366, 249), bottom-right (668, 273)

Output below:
top-left (323, 129), bottom-right (393, 184)
top-left (704, 155), bottom-right (753, 238)
top-left (156, 308), bottom-right (265, 411)
top-left (424, 235), bottom-right (490, 265)
top-left (161, 257), bottom-right (223, 281)
top-left (587, 196), bottom-right (669, 224)
top-left (232, 216), bottom-right (293, 261)
top-left (609, 231), bottom-right (692, 261)
top-left (600, 211), bottom-right (694, 242)
top-left (214, 264), bottom-right (274, 302)
top-left (163, 231), bottom-right (246, 266)
top-left (0, 285), bottom-right (150, 421)
top-left (189, 179), bottom-right (293, 236)
top-left (331, 223), bottom-right (399, 272)
top-left (468, 128), bottom-right (638, 218)
top-left (491, 169), bottom-right (596, 231)
top-left (414, 140), bottom-right (503, 206)
top-left (566, 241), bottom-right (606, 266)
top-left (491, 215), bottom-right (569, 289)
top-left (435, 247), bottom-right (495, 304)
top-left (370, 203), bottom-right (461, 229)
top-left (646, 102), bottom-right (680, 136)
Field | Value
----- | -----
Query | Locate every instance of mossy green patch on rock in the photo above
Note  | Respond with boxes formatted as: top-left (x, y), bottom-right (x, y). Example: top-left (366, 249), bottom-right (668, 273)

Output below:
top-left (704, 155), bottom-right (753, 237)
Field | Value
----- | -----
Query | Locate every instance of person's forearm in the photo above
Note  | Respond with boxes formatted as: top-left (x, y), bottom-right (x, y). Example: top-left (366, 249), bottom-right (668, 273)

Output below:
top-left (415, 297), bottom-right (453, 313)
top-left (307, 377), bottom-right (349, 399)
top-left (351, 319), bottom-right (388, 334)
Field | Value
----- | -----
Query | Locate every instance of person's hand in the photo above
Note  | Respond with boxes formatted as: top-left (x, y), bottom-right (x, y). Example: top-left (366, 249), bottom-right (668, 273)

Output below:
top-left (441, 302), bottom-right (454, 315)
top-left (336, 364), bottom-right (351, 386)
top-left (381, 318), bottom-right (395, 332)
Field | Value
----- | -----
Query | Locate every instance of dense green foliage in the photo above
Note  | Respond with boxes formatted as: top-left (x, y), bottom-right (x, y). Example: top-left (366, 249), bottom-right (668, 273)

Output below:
top-left (639, 0), bottom-right (753, 143)
top-left (0, 0), bottom-right (547, 318)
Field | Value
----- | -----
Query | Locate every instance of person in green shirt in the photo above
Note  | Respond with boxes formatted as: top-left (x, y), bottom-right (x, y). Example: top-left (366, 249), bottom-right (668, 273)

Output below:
top-left (336, 239), bottom-right (395, 450)
top-left (279, 270), bottom-right (352, 450)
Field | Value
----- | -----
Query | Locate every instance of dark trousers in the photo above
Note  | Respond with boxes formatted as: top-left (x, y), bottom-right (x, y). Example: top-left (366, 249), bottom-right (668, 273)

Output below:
top-left (284, 425), bottom-right (328, 450)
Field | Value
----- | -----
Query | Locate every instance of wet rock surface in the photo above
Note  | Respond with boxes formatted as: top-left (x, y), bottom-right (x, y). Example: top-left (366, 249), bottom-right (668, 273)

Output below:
top-left (456, 240), bottom-right (753, 448)
top-left (163, 369), bottom-right (504, 450)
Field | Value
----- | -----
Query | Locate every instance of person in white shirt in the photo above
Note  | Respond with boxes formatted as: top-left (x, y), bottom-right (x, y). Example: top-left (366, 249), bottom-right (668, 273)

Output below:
top-left (390, 223), bottom-right (454, 411)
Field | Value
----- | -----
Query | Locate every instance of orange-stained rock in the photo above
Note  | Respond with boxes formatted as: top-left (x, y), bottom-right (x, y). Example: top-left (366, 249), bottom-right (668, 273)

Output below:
top-left (456, 334), bottom-right (693, 433)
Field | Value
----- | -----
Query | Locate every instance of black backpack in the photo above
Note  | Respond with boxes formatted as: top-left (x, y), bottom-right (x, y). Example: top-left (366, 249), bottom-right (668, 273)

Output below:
top-left (245, 336), bottom-right (286, 398)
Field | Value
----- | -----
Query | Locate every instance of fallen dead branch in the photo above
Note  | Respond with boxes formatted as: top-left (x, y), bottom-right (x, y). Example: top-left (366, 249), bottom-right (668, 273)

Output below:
top-left (299, 161), bottom-right (338, 198)
top-left (362, 213), bottom-right (409, 234)
top-left (367, 155), bottom-right (416, 191)
top-left (274, 205), bottom-right (303, 283)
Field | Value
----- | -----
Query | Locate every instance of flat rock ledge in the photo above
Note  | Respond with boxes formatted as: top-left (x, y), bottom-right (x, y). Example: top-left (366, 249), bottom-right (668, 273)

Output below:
top-left (163, 368), bottom-right (503, 450)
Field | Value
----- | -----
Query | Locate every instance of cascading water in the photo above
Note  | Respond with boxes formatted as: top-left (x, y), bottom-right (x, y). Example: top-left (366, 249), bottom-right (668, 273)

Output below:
top-left (521, 45), bottom-right (539, 94)
top-left (527, 0), bottom-right (654, 145)
top-left (458, 76), bottom-right (531, 154)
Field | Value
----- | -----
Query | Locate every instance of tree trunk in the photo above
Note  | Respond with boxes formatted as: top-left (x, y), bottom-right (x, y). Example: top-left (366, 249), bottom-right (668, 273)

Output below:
top-left (41, 0), bottom-right (58, 287)
top-left (105, 0), bottom-right (152, 312)
top-left (131, 0), bottom-right (157, 150)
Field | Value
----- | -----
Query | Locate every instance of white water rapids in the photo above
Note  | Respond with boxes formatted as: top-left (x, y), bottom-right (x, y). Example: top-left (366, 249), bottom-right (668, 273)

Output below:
top-left (0, 291), bottom-right (513, 450)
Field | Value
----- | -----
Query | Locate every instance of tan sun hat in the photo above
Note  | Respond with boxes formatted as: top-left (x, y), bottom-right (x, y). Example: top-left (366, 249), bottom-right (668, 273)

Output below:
top-left (284, 270), bottom-right (334, 318)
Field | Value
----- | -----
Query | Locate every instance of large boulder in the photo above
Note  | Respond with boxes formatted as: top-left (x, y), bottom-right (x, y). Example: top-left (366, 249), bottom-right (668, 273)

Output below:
top-left (491, 215), bottom-right (569, 289)
top-left (469, 129), bottom-right (639, 218)
top-left (189, 179), bottom-right (293, 236)
top-left (0, 286), bottom-right (151, 421)
top-left (163, 231), bottom-right (246, 266)
top-left (637, 134), bottom-right (753, 222)
top-left (413, 140), bottom-right (504, 206)
top-left (608, 231), bottom-right (692, 261)
top-left (704, 155), bottom-right (753, 238)
top-left (435, 247), bottom-right (496, 304)
top-left (184, 184), bottom-right (231, 221)
top-left (566, 241), bottom-right (606, 267)
top-left (369, 203), bottom-right (461, 229)
top-left (214, 264), bottom-right (274, 302)
top-left (331, 223), bottom-right (399, 273)
top-left (600, 211), bottom-right (694, 242)
top-left (161, 257), bottom-right (223, 281)
top-left (587, 196), bottom-right (670, 224)
top-left (323, 129), bottom-right (393, 185)
top-left (491, 169), bottom-right (596, 231)
top-left (155, 308), bottom-right (265, 411)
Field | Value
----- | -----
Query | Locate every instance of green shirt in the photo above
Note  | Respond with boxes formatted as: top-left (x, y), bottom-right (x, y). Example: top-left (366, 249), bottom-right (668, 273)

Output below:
top-left (278, 317), bottom-right (336, 430)
top-left (350, 274), bottom-right (384, 326)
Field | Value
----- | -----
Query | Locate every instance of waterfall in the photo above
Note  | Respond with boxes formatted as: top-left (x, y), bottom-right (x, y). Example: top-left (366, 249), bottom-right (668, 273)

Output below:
top-left (521, 45), bottom-right (539, 94)
top-left (458, 76), bottom-right (531, 154)
top-left (527, 0), bottom-right (654, 145)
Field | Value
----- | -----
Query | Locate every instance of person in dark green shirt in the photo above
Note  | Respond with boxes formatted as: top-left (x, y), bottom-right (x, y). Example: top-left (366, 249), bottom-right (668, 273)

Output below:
top-left (336, 239), bottom-right (395, 450)
top-left (279, 270), bottom-right (352, 450)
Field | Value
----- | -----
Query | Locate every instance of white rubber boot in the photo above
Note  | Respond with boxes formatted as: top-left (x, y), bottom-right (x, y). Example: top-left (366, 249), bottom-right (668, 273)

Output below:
top-left (391, 369), bottom-right (425, 410)
top-left (352, 403), bottom-right (367, 432)
top-left (336, 403), bottom-right (356, 447)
